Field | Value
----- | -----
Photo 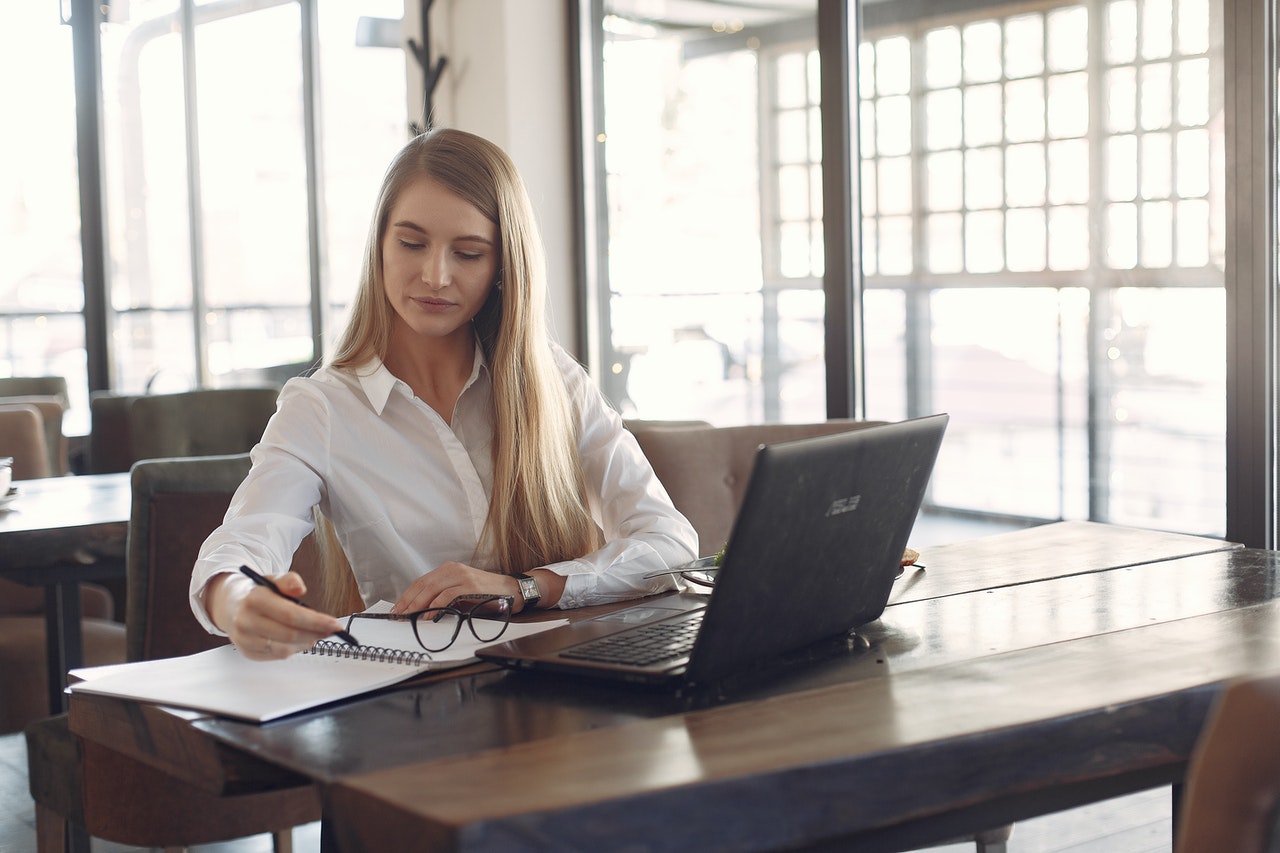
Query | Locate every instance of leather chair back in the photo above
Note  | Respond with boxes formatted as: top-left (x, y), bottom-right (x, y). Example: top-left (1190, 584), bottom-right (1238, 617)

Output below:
top-left (0, 404), bottom-right (51, 480)
top-left (127, 454), bottom-right (252, 660)
top-left (128, 387), bottom-right (280, 462)
top-left (626, 420), bottom-right (886, 557)
top-left (1176, 672), bottom-right (1280, 853)
top-left (0, 375), bottom-right (69, 404)
top-left (87, 391), bottom-right (140, 474)
top-left (0, 376), bottom-right (70, 475)
top-left (126, 453), bottom-right (348, 662)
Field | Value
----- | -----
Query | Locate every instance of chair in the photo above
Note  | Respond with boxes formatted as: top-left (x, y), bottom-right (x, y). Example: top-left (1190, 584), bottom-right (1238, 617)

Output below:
top-left (0, 376), bottom-right (71, 476)
top-left (0, 404), bottom-right (52, 480)
top-left (84, 391), bottom-right (139, 474)
top-left (625, 419), bottom-right (1014, 853)
top-left (82, 387), bottom-right (283, 648)
top-left (127, 387), bottom-right (281, 462)
top-left (0, 405), bottom-right (126, 734)
top-left (0, 375), bottom-right (69, 405)
top-left (1175, 672), bottom-right (1280, 853)
top-left (8, 396), bottom-right (69, 476)
top-left (625, 419), bottom-right (886, 554)
top-left (0, 579), bottom-right (124, 735)
top-left (24, 453), bottom-right (356, 852)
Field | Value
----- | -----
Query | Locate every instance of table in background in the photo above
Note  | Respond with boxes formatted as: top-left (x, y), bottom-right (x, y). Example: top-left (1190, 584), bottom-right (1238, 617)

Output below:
top-left (1, 472), bottom-right (130, 712)
top-left (890, 518), bottom-right (1241, 604)
top-left (67, 522), bottom-right (1258, 851)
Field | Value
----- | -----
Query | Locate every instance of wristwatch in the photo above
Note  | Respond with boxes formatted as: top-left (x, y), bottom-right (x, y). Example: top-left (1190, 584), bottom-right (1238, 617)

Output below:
top-left (515, 573), bottom-right (541, 608)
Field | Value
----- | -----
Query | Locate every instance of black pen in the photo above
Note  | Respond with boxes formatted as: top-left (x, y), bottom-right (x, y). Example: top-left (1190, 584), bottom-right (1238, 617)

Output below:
top-left (238, 565), bottom-right (359, 646)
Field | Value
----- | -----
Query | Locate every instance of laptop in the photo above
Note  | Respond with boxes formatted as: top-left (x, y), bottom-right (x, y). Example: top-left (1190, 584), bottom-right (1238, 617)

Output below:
top-left (477, 413), bottom-right (949, 689)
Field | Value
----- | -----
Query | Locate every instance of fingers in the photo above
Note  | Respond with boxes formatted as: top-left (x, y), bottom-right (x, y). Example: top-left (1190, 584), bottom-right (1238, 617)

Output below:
top-left (231, 582), bottom-right (348, 660)
top-left (391, 562), bottom-right (515, 614)
top-left (271, 570), bottom-right (310, 599)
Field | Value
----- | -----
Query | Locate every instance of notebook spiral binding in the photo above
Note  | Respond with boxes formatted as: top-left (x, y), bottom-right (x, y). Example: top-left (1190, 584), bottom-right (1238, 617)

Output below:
top-left (306, 641), bottom-right (433, 666)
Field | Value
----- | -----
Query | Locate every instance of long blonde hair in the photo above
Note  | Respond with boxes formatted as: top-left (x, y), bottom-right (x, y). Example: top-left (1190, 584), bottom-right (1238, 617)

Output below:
top-left (318, 129), bottom-right (600, 604)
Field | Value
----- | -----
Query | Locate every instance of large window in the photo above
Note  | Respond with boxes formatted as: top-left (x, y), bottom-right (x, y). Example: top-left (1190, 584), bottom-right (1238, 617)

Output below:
top-left (0, 0), bottom-right (408, 431)
top-left (99, 0), bottom-right (407, 396)
top-left (588, 3), bottom-right (822, 424)
top-left (859, 0), bottom-right (1225, 535)
top-left (581, 0), bottom-right (1232, 538)
top-left (0, 7), bottom-right (87, 430)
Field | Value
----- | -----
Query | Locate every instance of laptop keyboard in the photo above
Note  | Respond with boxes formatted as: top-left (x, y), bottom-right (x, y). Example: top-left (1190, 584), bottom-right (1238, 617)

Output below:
top-left (561, 611), bottom-right (705, 666)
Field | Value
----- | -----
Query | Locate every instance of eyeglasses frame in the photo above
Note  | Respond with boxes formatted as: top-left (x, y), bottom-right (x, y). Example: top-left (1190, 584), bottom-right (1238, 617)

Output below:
top-left (344, 594), bottom-right (515, 653)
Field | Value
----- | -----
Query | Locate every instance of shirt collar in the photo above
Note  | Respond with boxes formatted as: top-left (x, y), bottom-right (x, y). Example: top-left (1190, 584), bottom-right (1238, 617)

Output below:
top-left (354, 338), bottom-right (489, 416)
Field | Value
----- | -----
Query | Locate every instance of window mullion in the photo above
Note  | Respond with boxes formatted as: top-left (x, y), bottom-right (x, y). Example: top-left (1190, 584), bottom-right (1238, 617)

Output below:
top-left (180, 0), bottom-right (209, 387)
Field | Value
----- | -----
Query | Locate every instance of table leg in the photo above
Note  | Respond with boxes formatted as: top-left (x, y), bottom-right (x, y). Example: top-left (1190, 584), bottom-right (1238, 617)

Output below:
top-left (1171, 781), bottom-right (1184, 838)
top-left (68, 822), bottom-right (91, 853)
top-left (44, 582), bottom-right (84, 714)
top-left (320, 816), bottom-right (339, 852)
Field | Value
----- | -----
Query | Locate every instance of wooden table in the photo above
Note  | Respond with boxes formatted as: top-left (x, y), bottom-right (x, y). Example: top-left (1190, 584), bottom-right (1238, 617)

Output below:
top-left (67, 522), bottom-right (1254, 851)
top-left (1, 472), bottom-right (131, 712)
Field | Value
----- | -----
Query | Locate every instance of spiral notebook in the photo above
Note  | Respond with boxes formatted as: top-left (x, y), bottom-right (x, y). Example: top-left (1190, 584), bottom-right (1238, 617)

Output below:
top-left (68, 602), bottom-right (567, 722)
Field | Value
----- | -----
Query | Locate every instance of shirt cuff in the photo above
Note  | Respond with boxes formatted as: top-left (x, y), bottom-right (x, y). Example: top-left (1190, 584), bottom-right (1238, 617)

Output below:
top-left (191, 570), bottom-right (257, 637)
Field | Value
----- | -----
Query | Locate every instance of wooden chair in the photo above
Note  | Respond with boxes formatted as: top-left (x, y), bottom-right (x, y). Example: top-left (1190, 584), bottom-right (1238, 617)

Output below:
top-left (128, 387), bottom-right (281, 462)
top-left (24, 453), bottom-right (355, 852)
top-left (1175, 672), bottom-right (1280, 853)
top-left (625, 419), bottom-right (1014, 853)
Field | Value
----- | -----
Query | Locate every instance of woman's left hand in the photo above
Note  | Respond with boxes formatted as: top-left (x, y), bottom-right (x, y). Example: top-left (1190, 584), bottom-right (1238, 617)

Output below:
top-left (391, 561), bottom-right (519, 614)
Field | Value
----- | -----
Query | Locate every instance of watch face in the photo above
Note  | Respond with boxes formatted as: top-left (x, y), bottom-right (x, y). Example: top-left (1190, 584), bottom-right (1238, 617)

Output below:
top-left (519, 575), bottom-right (540, 601)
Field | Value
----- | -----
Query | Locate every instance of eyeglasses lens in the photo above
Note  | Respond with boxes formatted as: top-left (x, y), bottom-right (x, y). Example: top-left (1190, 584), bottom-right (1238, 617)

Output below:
top-left (410, 598), bottom-right (511, 651)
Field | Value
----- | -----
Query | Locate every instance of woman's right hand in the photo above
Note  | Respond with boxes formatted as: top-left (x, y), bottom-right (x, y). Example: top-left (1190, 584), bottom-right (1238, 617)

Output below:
top-left (204, 571), bottom-right (348, 660)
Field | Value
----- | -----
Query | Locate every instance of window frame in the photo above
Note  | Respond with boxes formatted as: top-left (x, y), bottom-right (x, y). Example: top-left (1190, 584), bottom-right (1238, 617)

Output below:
top-left (577, 0), bottom-right (1277, 546)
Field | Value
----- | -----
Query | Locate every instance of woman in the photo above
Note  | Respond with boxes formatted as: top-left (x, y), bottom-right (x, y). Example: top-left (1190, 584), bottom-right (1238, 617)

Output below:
top-left (189, 128), bottom-right (697, 660)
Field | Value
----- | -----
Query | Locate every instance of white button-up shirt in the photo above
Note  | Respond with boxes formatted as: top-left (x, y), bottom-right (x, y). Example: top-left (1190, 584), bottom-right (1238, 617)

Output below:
top-left (189, 342), bottom-right (697, 633)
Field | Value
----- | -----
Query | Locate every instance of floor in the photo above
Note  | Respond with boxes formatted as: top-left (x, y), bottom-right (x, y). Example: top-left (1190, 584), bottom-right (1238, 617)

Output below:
top-left (1, 512), bottom-right (1176, 852)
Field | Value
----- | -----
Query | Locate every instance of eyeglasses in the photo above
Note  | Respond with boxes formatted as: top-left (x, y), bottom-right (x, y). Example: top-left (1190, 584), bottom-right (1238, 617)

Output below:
top-left (345, 594), bottom-right (514, 653)
top-left (679, 567), bottom-right (719, 589)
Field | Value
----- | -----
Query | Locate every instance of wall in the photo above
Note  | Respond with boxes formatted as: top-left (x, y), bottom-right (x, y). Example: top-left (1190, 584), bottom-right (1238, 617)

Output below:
top-left (407, 0), bottom-right (580, 358)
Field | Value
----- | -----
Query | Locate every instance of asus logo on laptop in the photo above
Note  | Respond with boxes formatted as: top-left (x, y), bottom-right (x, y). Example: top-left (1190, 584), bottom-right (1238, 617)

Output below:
top-left (826, 495), bottom-right (861, 516)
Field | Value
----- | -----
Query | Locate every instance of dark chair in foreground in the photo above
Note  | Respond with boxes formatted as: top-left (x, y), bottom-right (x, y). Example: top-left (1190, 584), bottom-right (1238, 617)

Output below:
top-left (1175, 672), bottom-right (1280, 853)
top-left (25, 453), bottom-right (342, 852)
top-left (625, 419), bottom-right (1013, 853)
